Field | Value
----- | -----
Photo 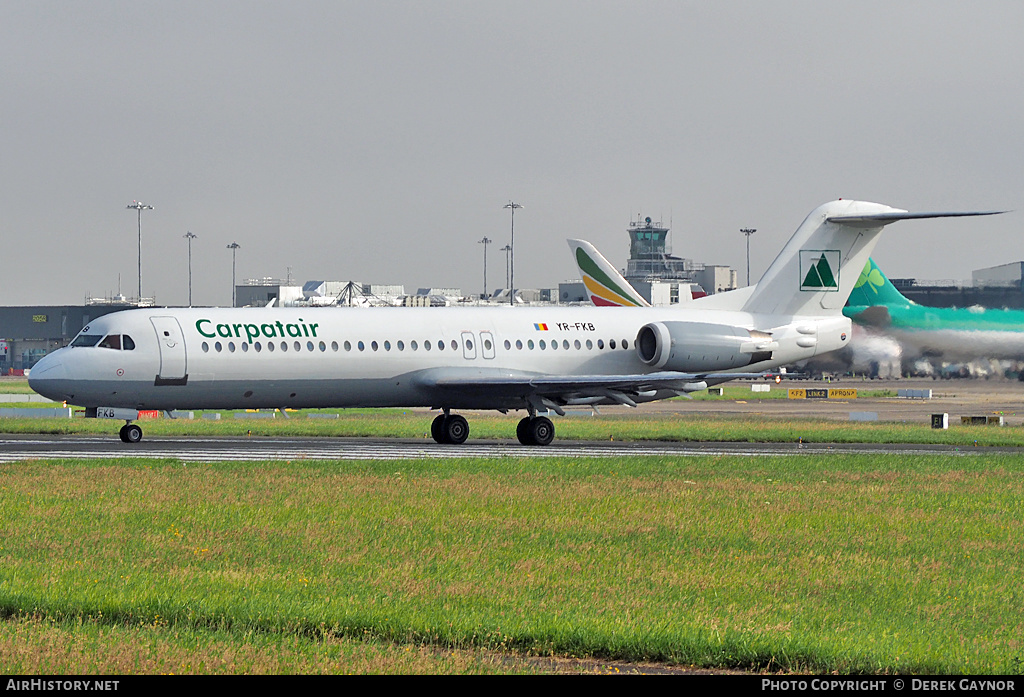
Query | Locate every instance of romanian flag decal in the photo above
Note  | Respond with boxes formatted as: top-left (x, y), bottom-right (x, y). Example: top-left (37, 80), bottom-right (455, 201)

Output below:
top-left (534, 323), bottom-right (549, 331)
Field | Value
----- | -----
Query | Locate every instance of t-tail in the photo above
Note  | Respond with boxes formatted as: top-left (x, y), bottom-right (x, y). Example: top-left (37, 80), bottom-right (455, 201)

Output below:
top-left (740, 200), bottom-right (1003, 317)
top-left (567, 239), bottom-right (651, 307)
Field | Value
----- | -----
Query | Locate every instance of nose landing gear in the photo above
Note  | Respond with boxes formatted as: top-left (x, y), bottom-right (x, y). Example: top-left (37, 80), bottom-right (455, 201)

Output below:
top-left (119, 422), bottom-right (143, 443)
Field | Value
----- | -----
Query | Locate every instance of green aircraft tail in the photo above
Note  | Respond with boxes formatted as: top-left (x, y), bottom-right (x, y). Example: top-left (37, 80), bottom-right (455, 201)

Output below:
top-left (846, 258), bottom-right (914, 308)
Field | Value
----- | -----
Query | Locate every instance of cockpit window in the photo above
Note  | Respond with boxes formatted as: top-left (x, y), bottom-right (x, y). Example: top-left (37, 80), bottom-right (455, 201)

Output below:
top-left (71, 334), bottom-right (103, 347)
top-left (93, 334), bottom-right (136, 350)
top-left (98, 335), bottom-right (122, 350)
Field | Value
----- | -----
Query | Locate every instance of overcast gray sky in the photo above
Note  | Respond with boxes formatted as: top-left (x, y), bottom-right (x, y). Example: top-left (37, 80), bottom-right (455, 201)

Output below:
top-left (2, 1), bottom-right (1021, 307)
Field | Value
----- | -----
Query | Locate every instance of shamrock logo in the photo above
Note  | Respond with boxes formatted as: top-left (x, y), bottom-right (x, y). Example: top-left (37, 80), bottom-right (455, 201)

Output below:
top-left (854, 260), bottom-right (886, 295)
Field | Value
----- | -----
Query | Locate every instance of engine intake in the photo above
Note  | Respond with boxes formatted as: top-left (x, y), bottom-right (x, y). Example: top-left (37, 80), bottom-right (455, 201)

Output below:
top-left (636, 321), bottom-right (774, 372)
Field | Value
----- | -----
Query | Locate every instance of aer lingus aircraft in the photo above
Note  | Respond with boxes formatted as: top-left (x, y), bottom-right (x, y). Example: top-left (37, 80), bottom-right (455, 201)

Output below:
top-left (29, 200), bottom-right (998, 445)
top-left (843, 256), bottom-right (1024, 365)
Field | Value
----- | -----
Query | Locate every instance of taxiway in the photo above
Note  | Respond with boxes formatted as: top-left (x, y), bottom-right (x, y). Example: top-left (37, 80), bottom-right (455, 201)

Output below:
top-left (0, 433), bottom-right (1015, 463)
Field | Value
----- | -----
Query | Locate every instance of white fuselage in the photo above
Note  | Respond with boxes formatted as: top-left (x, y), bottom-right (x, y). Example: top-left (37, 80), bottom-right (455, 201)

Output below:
top-left (29, 304), bottom-right (848, 412)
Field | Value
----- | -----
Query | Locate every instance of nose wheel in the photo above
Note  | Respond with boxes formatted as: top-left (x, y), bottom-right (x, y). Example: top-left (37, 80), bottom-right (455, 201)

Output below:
top-left (119, 423), bottom-right (143, 443)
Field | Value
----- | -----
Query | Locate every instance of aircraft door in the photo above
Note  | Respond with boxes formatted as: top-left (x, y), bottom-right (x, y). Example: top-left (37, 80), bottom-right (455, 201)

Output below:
top-left (480, 331), bottom-right (495, 359)
top-left (150, 316), bottom-right (188, 385)
top-left (461, 331), bottom-right (477, 360)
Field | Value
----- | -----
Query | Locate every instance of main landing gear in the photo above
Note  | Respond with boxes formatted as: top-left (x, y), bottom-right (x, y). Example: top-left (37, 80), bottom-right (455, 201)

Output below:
top-left (430, 412), bottom-right (470, 444)
top-left (516, 415), bottom-right (554, 446)
top-left (119, 422), bottom-right (143, 443)
top-left (429, 411), bottom-right (556, 446)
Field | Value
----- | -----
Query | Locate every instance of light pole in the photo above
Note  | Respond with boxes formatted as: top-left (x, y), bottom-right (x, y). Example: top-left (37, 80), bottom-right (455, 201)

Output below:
top-left (500, 244), bottom-right (512, 290)
top-left (184, 232), bottom-right (197, 307)
top-left (503, 201), bottom-right (522, 305)
top-left (740, 228), bottom-right (757, 286)
top-left (227, 242), bottom-right (240, 306)
top-left (126, 201), bottom-right (153, 300)
top-left (478, 236), bottom-right (492, 300)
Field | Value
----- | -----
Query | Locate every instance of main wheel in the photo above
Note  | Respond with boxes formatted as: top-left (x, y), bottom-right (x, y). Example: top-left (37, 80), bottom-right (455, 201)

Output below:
top-left (516, 416), bottom-right (555, 446)
top-left (516, 417), bottom-right (533, 445)
top-left (527, 416), bottom-right (554, 446)
top-left (119, 423), bottom-right (143, 443)
top-left (443, 414), bottom-right (469, 445)
top-left (431, 414), bottom-right (449, 443)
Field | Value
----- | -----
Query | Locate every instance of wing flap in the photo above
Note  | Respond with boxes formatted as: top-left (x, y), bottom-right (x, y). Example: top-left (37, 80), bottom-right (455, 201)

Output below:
top-left (420, 369), bottom-right (770, 404)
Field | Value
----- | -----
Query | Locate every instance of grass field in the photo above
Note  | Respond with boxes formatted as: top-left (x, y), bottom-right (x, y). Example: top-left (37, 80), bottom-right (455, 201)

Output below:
top-left (0, 379), bottom-right (38, 395)
top-left (3, 409), bottom-right (1024, 447)
top-left (1, 454), bottom-right (1021, 674)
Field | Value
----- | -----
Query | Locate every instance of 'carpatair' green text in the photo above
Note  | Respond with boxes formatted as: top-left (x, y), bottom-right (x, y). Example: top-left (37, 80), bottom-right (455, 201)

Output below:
top-left (196, 319), bottom-right (321, 343)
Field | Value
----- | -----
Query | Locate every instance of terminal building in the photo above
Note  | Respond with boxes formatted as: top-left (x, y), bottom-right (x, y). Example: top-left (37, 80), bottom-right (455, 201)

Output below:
top-left (0, 304), bottom-right (132, 372)
top-left (893, 261), bottom-right (1024, 309)
top-left (235, 278), bottom-right (410, 308)
top-left (236, 278), bottom-right (509, 308)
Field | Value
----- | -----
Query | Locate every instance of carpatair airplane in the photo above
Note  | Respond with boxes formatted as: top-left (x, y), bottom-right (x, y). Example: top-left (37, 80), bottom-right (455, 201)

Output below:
top-left (29, 200), bottom-right (998, 444)
top-left (843, 257), bottom-right (1024, 364)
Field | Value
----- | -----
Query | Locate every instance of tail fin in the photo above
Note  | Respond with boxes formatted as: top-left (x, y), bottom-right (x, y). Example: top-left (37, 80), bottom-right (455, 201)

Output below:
top-left (567, 239), bottom-right (651, 307)
top-left (741, 200), bottom-right (1002, 317)
top-left (846, 257), bottom-right (915, 308)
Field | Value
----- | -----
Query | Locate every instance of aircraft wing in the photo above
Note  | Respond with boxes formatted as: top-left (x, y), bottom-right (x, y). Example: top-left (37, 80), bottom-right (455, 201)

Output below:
top-left (415, 368), bottom-right (771, 411)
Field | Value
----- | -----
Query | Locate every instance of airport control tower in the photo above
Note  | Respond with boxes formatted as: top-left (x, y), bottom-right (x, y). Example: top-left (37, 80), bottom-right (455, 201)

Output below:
top-left (624, 216), bottom-right (701, 281)
top-left (622, 215), bottom-right (738, 300)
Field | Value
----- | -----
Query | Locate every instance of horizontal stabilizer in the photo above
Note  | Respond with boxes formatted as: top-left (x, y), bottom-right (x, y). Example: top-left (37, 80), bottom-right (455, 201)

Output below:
top-left (827, 210), bottom-right (1005, 226)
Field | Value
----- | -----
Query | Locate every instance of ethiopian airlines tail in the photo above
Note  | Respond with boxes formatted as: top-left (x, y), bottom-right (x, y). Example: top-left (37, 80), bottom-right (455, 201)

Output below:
top-left (567, 239), bottom-right (650, 307)
top-left (740, 200), bottom-right (1003, 317)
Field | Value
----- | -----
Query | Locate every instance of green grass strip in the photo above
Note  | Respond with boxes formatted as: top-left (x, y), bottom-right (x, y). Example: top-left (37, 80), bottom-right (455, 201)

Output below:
top-left (2, 410), bottom-right (1024, 446)
top-left (1, 455), bottom-right (1022, 674)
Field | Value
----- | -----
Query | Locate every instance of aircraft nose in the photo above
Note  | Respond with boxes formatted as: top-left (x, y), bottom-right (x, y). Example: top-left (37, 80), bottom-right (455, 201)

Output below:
top-left (28, 351), bottom-right (67, 400)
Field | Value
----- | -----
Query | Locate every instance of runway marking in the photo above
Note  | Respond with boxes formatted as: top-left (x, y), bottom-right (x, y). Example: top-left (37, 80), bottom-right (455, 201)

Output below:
top-left (0, 437), bottom-right (985, 462)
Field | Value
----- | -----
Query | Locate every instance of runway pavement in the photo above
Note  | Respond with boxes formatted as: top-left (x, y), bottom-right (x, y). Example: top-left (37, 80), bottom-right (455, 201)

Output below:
top-left (0, 433), bottom-right (1012, 463)
top-left (0, 377), bottom-right (1020, 463)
